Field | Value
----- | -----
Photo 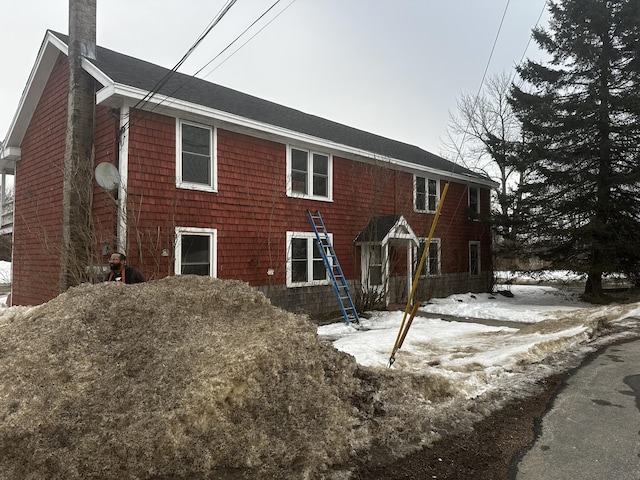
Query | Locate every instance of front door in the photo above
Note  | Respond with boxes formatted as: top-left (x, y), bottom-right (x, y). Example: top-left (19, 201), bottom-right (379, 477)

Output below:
top-left (361, 244), bottom-right (386, 308)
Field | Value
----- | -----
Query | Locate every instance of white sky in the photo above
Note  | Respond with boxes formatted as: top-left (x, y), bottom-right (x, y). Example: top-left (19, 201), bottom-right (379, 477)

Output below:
top-left (0, 0), bottom-right (549, 157)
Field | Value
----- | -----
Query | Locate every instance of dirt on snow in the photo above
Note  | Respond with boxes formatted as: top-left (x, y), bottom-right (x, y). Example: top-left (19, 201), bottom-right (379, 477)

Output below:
top-left (0, 276), bottom-right (635, 479)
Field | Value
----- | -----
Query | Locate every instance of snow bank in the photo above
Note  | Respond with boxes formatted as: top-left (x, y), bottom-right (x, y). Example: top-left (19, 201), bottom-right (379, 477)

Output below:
top-left (0, 277), bottom-right (365, 479)
top-left (0, 275), bottom-right (637, 478)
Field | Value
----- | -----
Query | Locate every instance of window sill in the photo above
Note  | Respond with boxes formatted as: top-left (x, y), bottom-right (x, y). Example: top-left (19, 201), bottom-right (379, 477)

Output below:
top-left (177, 182), bottom-right (218, 193)
top-left (287, 280), bottom-right (332, 288)
top-left (287, 192), bottom-right (333, 202)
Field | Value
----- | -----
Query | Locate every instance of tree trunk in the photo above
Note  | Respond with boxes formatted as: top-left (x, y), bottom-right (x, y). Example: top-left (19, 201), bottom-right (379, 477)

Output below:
top-left (584, 271), bottom-right (609, 304)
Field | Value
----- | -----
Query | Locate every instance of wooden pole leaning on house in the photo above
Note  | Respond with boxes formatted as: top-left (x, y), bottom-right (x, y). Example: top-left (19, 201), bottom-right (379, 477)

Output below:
top-left (388, 182), bottom-right (450, 367)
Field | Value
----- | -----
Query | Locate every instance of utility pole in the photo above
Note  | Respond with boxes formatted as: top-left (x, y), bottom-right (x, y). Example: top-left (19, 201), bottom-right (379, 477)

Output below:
top-left (60, 0), bottom-right (97, 291)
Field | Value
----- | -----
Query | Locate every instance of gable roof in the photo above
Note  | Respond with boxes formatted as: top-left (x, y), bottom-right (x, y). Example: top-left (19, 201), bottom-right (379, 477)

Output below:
top-left (4, 31), bottom-right (497, 187)
top-left (354, 215), bottom-right (418, 245)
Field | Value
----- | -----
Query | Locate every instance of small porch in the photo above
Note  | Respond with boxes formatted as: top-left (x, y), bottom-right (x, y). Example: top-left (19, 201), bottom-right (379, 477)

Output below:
top-left (355, 215), bottom-right (419, 308)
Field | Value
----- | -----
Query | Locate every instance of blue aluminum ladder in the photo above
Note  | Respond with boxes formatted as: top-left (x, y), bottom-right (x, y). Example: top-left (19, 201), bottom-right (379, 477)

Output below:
top-left (307, 210), bottom-right (360, 326)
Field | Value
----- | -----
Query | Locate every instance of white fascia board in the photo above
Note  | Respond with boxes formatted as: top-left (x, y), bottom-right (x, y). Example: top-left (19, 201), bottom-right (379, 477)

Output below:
top-left (81, 58), bottom-right (113, 89)
top-left (0, 146), bottom-right (20, 171)
top-left (3, 32), bottom-right (68, 148)
top-left (97, 83), bottom-right (499, 189)
top-left (0, 146), bottom-right (21, 161)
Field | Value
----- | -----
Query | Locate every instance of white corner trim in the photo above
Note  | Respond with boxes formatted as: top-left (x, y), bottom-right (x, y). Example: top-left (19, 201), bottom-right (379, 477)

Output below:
top-left (117, 106), bottom-right (129, 253)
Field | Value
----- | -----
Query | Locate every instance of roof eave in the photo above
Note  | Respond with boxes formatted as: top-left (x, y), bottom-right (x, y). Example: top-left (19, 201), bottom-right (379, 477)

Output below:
top-left (0, 146), bottom-right (21, 171)
top-left (3, 32), bottom-right (68, 150)
top-left (97, 84), bottom-right (498, 188)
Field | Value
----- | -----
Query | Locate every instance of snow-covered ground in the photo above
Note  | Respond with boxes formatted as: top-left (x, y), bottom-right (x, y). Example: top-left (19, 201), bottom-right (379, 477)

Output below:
top-left (319, 281), bottom-right (640, 399)
top-left (2, 260), bottom-right (639, 401)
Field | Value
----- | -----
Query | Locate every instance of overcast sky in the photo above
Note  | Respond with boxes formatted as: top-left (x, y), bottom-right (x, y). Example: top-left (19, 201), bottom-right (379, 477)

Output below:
top-left (0, 0), bottom-right (549, 156)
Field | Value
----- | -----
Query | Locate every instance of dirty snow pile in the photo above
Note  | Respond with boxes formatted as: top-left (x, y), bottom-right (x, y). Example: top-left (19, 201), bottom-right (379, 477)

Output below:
top-left (0, 277), bottom-right (366, 479)
top-left (0, 275), bottom-right (639, 479)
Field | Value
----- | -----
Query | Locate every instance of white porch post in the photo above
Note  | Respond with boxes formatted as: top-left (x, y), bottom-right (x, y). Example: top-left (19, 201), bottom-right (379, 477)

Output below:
top-left (117, 106), bottom-right (129, 253)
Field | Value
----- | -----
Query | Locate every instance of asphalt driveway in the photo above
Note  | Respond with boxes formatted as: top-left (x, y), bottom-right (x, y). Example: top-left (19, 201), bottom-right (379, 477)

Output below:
top-left (514, 337), bottom-right (640, 480)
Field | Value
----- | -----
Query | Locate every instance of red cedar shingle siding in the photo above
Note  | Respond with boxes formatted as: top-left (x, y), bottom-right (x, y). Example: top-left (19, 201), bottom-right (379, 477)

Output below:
top-left (92, 105), bottom-right (120, 252)
top-left (13, 56), bottom-right (120, 305)
top-left (123, 114), bottom-right (492, 286)
top-left (13, 86), bottom-right (492, 304)
top-left (12, 53), bottom-right (68, 305)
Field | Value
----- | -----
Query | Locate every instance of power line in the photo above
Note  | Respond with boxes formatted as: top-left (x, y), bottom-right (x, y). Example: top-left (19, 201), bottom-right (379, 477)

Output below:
top-left (511, 0), bottom-right (549, 83)
top-left (121, 0), bottom-right (294, 134)
top-left (451, 0), bottom-right (549, 171)
top-left (200, 0), bottom-right (296, 79)
top-left (121, 0), bottom-right (239, 133)
top-left (131, 0), bottom-right (239, 113)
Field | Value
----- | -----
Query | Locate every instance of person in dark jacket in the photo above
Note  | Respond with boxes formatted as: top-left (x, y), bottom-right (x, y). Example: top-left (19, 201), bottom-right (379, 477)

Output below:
top-left (105, 252), bottom-right (146, 283)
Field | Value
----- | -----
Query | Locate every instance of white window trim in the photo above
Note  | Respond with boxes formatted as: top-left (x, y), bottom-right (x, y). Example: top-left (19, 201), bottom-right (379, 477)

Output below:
top-left (176, 119), bottom-right (218, 192)
top-left (286, 231), bottom-right (333, 288)
top-left (417, 237), bottom-right (441, 277)
top-left (469, 241), bottom-right (481, 276)
top-left (175, 227), bottom-right (217, 277)
top-left (413, 175), bottom-right (440, 213)
top-left (286, 145), bottom-right (333, 202)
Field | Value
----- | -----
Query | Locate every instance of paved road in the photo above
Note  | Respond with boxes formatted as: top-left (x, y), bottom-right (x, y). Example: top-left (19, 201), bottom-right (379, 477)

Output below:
top-left (514, 337), bottom-right (640, 480)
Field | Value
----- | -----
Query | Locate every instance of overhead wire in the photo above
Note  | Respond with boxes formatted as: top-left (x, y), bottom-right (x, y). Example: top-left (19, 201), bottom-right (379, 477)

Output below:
top-left (389, 0), bottom-right (539, 367)
top-left (119, 0), bottom-right (240, 135)
top-left (131, 0), bottom-right (239, 113)
top-left (199, 0), bottom-right (296, 79)
top-left (511, 0), bottom-right (548, 84)
top-left (119, 0), bottom-right (293, 135)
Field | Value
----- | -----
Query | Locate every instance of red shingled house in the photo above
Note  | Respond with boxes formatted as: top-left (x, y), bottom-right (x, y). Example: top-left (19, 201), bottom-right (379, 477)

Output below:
top-left (0, 30), bottom-right (497, 317)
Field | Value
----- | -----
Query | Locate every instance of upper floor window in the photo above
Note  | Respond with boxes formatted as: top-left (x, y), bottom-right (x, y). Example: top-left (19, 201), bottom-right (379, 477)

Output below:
top-left (175, 227), bottom-right (217, 277)
top-left (287, 146), bottom-right (332, 200)
top-left (468, 186), bottom-right (480, 216)
top-left (177, 121), bottom-right (216, 191)
top-left (286, 231), bottom-right (331, 287)
top-left (414, 176), bottom-right (439, 212)
top-left (417, 238), bottom-right (441, 276)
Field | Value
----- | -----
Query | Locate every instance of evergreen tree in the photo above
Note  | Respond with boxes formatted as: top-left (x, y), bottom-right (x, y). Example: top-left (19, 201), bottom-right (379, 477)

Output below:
top-left (510, 0), bottom-right (640, 300)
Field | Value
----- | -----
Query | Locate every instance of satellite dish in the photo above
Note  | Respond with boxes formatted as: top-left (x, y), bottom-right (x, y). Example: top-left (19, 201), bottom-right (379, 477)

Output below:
top-left (94, 162), bottom-right (121, 191)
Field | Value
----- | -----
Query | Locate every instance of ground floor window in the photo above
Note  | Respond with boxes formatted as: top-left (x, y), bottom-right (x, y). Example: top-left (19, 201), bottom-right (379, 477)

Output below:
top-left (417, 238), bottom-right (441, 276)
top-left (286, 232), bottom-right (331, 287)
top-left (369, 245), bottom-right (383, 286)
top-left (175, 227), bottom-right (217, 276)
top-left (469, 241), bottom-right (480, 276)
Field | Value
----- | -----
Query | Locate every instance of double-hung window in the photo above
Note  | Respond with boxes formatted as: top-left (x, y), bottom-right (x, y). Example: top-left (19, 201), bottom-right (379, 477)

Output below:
top-left (287, 147), bottom-right (332, 200)
top-left (469, 241), bottom-right (481, 276)
top-left (177, 121), bottom-right (216, 191)
top-left (286, 232), bottom-right (331, 287)
top-left (414, 176), bottom-right (439, 212)
top-left (175, 227), bottom-right (217, 277)
top-left (416, 238), bottom-right (441, 276)
top-left (368, 245), bottom-right (383, 286)
top-left (468, 186), bottom-right (480, 217)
